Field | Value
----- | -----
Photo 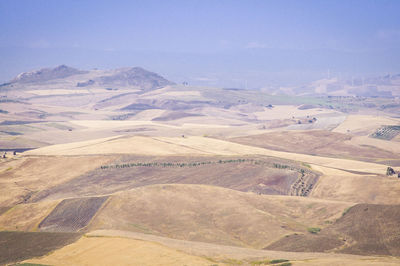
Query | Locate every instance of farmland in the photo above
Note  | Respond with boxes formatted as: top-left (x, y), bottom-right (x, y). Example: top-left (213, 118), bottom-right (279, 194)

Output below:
top-left (1, 65), bottom-right (400, 265)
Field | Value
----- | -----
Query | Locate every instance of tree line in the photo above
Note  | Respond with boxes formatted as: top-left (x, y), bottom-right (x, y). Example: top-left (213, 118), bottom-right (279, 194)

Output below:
top-left (100, 159), bottom-right (307, 177)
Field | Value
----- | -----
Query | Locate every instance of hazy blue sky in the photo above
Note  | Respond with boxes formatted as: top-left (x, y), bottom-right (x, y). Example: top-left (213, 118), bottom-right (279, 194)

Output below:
top-left (1, 0), bottom-right (400, 87)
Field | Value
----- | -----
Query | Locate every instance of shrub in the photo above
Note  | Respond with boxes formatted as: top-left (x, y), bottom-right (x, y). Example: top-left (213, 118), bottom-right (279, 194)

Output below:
top-left (270, 259), bottom-right (290, 264)
top-left (342, 206), bottom-right (352, 216)
top-left (386, 167), bottom-right (395, 176)
top-left (250, 259), bottom-right (290, 265)
top-left (307, 227), bottom-right (321, 234)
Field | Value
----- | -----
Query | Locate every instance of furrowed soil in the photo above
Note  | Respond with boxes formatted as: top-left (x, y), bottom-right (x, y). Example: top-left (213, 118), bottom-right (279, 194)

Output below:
top-left (39, 196), bottom-right (109, 232)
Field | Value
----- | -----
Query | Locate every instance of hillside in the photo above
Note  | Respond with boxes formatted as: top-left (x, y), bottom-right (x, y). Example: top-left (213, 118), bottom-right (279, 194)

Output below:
top-left (266, 204), bottom-right (400, 256)
top-left (229, 129), bottom-right (400, 165)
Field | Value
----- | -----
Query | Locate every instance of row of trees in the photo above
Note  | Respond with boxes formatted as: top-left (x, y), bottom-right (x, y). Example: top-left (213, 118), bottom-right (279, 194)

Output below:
top-left (100, 158), bottom-right (251, 169)
top-left (100, 159), bottom-right (308, 178)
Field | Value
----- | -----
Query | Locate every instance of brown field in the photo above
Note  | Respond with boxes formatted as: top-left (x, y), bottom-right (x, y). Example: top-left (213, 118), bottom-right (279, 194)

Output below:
top-left (39, 196), bottom-right (109, 232)
top-left (0, 231), bottom-right (80, 265)
top-left (28, 155), bottom-right (318, 202)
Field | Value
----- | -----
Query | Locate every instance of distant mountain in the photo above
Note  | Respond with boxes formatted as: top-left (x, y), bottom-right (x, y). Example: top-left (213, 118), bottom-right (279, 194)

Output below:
top-left (5, 65), bottom-right (175, 91)
top-left (96, 67), bottom-right (175, 90)
top-left (10, 65), bottom-right (87, 84)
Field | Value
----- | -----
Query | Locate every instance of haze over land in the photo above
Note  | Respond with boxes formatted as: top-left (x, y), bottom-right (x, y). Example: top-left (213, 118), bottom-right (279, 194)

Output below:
top-left (1, 0), bottom-right (400, 265)
top-left (1, 0), bottom-right (400, 88)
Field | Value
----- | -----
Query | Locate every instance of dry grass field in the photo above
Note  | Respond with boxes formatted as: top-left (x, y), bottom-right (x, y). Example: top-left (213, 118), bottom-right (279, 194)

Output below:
top-left (23, 230), bottom-right (400, 266)
top-left (0, 200), bottom-right (59, 231)
top-left (310, 165), bottom-right (400, 204)
top-left (266, 204), bottom-right (400, 257)
top-left (230, 130), bottom-right (400, 164)
top-left (1, 73), bottom-right (400, 265)
top-left (332, 115), bottom-right (400, 135)
top-left (88, 184), bottom-right (351, 248)
top-left (24, 135), bottom-right (388, 174)
top-left (24, 236), bottom-right (216, 266)
top-left (0, 155), bottom-right (114, 206)
top-left (86, 230), bottom-right (400, 266)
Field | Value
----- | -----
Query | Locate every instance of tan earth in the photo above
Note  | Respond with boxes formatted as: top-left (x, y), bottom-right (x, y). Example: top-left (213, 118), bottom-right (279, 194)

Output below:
top-left (333, 115), bottom-right (400, 135)
top-left (25, 135), bottom-right (388, 175)
top-left (2, 76), bottom-right (400, 265)
top-left (24, 236), bottom-right (215, 266)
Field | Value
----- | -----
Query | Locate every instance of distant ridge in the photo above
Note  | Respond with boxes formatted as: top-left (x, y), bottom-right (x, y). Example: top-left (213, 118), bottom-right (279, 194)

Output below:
top-left (11, 65), bottom-right (87, 84)
top-left (7, 65), bottom-right (175, 91)
top-left (97, 67), bottom-right (175, 90)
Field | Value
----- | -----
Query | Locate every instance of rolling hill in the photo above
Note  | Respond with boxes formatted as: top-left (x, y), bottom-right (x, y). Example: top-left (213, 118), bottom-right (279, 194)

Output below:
top-left (1, 65), bottom-right (400, 265)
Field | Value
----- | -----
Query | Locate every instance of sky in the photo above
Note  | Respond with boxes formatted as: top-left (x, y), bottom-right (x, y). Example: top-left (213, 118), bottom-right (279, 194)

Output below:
top-left (1, 0), bottom-right (400, 87)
